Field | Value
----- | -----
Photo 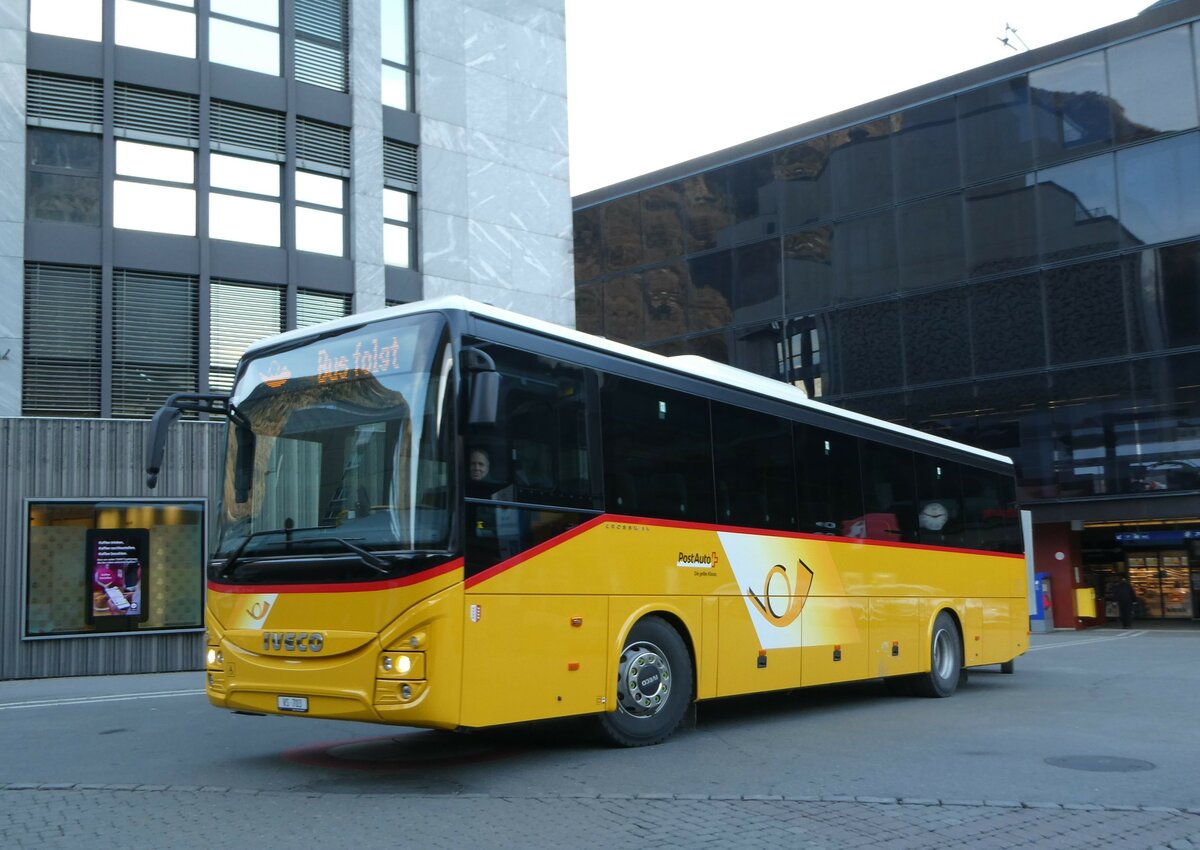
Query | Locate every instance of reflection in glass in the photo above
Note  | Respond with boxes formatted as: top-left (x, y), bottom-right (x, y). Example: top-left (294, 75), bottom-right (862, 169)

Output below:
top-left (784, 315), bottom-right (825, 398)
top-left (299, 207), bottom-right (345, 256)
top-left (1131, 241), bottom-right (1200, 350)
top-left (603, 272), bottom-right (645, 343)
top-left (575, 280), bottom-right (603, 335)
top-left (641, 183), bottom-right (685, 263)
top-left (115, 0), bottom-right (196, 58)
top-left (775, 137), bottom-right (831, 231)
top-left (894, 99), bottom-right (959, 201)
top-left (958, 77), bottom-right (1033, 183)
top-left (830, 118), bottom-right (894, 216)
top-left (30, 0), bottom-right (102, 41)
top-left (686, 251), bottom-right (732, 332)
top-left (684, 332), bottom-right (729, 364)
top-left (381, 0), bottom-right (409, 63)
top-left (114, 182), bottom-right (196, 236)
top-left (712, 402), bottom-right (795, 531)
top-left (210, 194), bottom-right (281, 246)
top-left (783, 226), bottom-right (834, 314)
top-left (897, 193), bottom-right (965, 291)
top-left (1049, 362), bottom-right (1132, 497)
top-left (682, 172), bottom-right (730, 253)
top-left (1116, 132), bottom-right (1200, 247)
top-left (965, 175), bottom-right (1038, 276)
top-left (837, 209), bottom-right (897, 300)
top-left (28, 173), bottom-right (102, 225)
top-left (210, 19), bottom-right (280, 76)
top-left (573, 208), bottom-right (602, 280)
top-left (1030, 52), bottom-right (1112, 164)
top-left (969, 273), bottom-right (1044, 374)
top-left (1044, 259), bottom-right (1129, 364)
top-left (383, 188), bottom-right (410, 266)
top-left (725, 157), bottom-right (779, 242)
top-left (1036, 154), bottom-right (1119, 262)
top-left (644, 263), bottom-right (688, 341)
top-left (297, 171), bottom-right (344, 208)
top-left (901, 287), bottom-right (971, 385)
top-left (602, 195), bottom-right (642, 271)
top-left (382, 65), bottom-right (410, 110)
top-left (732, 239), bottom-right (781, 323)
top-left (731, 324), bottom-right (785, 382)
top-left (212, 0), bottom-right (276, 25)
top-left (1108, 26), bottom-right (1198, 144)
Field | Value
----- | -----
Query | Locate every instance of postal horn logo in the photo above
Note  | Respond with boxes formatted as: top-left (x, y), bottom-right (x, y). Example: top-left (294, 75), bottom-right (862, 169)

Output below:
top-left (748, 559), bottom-right (814, 627)
top-left (260, 360), bottom-right (292, 389)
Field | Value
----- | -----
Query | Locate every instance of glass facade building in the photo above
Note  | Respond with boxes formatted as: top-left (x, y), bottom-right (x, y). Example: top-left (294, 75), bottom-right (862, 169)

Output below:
top-left (572, 2), bottom-right (1200, 626)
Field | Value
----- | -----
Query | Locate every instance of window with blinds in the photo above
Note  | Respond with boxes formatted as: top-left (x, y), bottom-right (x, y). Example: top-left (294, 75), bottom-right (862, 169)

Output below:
top-left (294, 0), bottom-right (348, 92)
top-left (22, 263), bottom-right (102, 417)
top-left (210, 100), bottom-right (286, 159)
top-left (27, 73), bottom-right (103, 132)
top-left (112, 270), bottom-right (199, 418)
top-left (296, 289), bottom-right (350, 328)
top-left (209, 280), bottom-right (285, 393)
top-left (383, 138), bottom-right (418, 187)
top-left (114, 83), bottom-right (200, 146)
top-left (296, 117), bottom-right (350, 173)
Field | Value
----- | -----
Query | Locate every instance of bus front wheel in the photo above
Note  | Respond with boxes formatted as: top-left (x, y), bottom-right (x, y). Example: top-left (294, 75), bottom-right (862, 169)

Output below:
top-left (598, 616), bottom-right (693, 747)
top-left (912, 611), bottom-right (962, 698)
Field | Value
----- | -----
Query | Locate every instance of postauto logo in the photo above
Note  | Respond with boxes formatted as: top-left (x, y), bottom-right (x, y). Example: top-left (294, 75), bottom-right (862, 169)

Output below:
top-left (676, 551), bottom-right (719, 568)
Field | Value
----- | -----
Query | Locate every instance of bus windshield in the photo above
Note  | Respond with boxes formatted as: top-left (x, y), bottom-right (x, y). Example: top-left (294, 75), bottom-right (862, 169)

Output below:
top-left (213, 313), bottom-right (456, 577)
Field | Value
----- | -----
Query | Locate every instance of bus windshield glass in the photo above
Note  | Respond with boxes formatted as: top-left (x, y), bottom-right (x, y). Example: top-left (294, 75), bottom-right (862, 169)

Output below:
top-left (213, 313), bottom-right (455, 576)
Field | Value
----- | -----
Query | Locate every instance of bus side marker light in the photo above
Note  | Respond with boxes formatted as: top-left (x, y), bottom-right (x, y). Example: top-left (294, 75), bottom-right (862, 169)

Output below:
top-left (568, 662), bottom-right (580, 671)
top-left (891, 642), bottom-right (899, 657)
top-left (757, 649), bottom-right (767, 669)
top-left (833, 645), bottom-right (842, 662)
top-left (571, 617), bottom-right (583, 627)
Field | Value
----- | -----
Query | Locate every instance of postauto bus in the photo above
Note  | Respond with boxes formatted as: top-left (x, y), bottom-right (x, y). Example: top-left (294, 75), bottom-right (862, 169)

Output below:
top-left (146, 296), bottom-right (1027, 746)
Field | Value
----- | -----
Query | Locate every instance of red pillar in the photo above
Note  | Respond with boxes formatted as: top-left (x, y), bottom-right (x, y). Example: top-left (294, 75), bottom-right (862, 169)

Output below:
top-left (1033, 522), bottom-right (1083, 630)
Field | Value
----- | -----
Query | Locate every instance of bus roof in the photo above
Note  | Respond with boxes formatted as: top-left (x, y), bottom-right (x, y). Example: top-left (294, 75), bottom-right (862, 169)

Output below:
top-left (245, 295), bottom-right (1012, 467)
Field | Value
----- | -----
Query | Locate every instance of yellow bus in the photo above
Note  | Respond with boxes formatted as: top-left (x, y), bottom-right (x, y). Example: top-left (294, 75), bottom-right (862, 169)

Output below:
top-left (146, 296), bottom-right (1027, 746)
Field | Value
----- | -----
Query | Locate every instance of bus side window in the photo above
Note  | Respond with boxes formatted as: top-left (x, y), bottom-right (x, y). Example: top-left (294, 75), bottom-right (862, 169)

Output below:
top-left (794, 424), bottom-right (865, 537)
top-left (915, 456), bottom-right (964, 548)
top-left (858, 440), bottom-right (917, 543)
top-left (712, 402), bottom-right (797, 531)
top-left (962, 467), bottom-right (1021, 552)
top-left (600, 374), bottom-right (714, 523)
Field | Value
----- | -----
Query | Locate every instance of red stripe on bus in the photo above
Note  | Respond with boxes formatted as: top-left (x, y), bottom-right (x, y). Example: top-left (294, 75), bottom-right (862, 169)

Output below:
top-left (207, 558), bottom-right (463, 594)
top-left (464, 514), bottom-right (610, 589)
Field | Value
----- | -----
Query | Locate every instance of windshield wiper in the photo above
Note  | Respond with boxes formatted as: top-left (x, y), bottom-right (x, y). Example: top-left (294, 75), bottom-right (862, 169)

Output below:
top-left (218, 527), bottom-right (392, 576)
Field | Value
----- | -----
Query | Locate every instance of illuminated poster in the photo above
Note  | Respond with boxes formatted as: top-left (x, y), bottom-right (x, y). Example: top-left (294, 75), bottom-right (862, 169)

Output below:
top-left (85, 529), bottom-right (149, 623)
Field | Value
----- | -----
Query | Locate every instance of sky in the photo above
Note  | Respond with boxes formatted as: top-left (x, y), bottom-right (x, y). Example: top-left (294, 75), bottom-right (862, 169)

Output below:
top-left (564, 0), bottom-right (1154, 195)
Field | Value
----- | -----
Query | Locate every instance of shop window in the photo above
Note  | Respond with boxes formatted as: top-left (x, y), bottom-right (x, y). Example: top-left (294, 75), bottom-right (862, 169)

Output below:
top-left (115, 0), bottom-right (197, 59)
top-left (25, 501), bottom-right (206, 638)
top-left (30, 0), bottom-right (102, 42)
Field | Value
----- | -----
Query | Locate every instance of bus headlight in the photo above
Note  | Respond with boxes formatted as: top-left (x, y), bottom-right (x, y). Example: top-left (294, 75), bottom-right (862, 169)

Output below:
top-left (397, 655), bottom-right (412, 675)
top-left (206, 648), bottom-right (222, 666)
top-left (379, 652), bottom-right (423, 679)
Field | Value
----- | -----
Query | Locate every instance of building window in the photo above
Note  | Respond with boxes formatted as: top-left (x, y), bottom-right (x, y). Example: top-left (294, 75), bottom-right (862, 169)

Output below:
top-left (209, 153), bottom-right (281, 247)
top-left (27, 128), bottom-right (102, 225)
top-left (295, 0), bottom-right (348, 91)
top-left (209, 280), bottom-right (285, 393)
top-left (296, 289), bottom-right (350, 328)
top-left (30, 0), bottom-right (102, 41)
top-left (381, 0), bottom-right (412, 110)
top-left (113, 140), bottom-right (196, 236)
top-left (209, 0), bottom-right (281, 76)
top-left (112, 271), bottom-right (199, 418)
top-left (115, 0), bottom-right (197, 59)
top-left (295, 170), bottom-right (345, 255)
top-left (23, 263), bottom-right (102, 417)
top-left (383, 188), bottom-right (413, 267)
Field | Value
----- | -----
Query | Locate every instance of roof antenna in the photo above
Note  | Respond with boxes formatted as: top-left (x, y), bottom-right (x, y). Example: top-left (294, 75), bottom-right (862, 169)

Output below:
top-left (997, 23), bottom-right (1029, 52)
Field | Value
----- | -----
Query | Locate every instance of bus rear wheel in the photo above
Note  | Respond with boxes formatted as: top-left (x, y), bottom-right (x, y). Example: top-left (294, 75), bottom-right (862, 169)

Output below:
top-left (911, 611), bottom-right (962, 698)
top-left (598, 616), bottom-right (693, 747)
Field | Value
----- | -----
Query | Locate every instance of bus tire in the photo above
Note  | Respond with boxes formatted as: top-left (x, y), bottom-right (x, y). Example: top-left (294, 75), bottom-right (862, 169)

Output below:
top-left (598, 616), bottom-right (693, 747)
top-left (1000, 659), bottom-right (1015, 674)
top-left (912, 611), bottom-right (962, 699)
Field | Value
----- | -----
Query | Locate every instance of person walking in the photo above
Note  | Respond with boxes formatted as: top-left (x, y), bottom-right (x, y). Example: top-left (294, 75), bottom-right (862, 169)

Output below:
top-left (1114, 574), bottom-right (1137, 629)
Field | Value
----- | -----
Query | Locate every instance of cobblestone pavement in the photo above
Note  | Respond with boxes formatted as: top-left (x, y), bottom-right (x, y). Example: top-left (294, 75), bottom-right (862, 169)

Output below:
top-left (3, 785), bottom-right (1199, 850)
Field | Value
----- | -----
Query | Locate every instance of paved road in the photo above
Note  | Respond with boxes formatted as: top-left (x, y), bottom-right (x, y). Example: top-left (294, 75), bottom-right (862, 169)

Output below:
top-left (3, 627), bottom-right (1200, 849)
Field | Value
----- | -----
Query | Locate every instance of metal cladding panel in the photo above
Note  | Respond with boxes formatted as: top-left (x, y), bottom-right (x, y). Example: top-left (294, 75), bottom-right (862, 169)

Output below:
top-left (0, 418), bottom-right (223, 681)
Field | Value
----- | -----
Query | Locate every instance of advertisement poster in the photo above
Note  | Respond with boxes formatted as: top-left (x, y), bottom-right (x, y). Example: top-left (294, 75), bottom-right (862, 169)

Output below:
top-left (85, 529), bottom-right (149, 624)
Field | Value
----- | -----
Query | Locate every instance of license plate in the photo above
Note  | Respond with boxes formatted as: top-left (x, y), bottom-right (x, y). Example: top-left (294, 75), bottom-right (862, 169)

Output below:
top-left (277, 696), bottom-right (308, 713)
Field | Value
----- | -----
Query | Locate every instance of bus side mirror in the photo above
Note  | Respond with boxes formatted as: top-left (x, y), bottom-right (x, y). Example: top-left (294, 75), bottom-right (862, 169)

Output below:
top-left (233, 423), bottom-right (255, 503)
top-left (144, 392), bottom-right (231, 489)
top-left (463, 348), bottom-right (499, 426)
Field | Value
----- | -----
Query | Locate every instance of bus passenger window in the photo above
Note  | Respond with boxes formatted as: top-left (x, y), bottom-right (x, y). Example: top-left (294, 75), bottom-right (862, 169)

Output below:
top-left (600, 374), bottom-right (714, 523)
top-left (712, 403), bottom-right (796, 531)
top-left (794, 425), bottom-right (864, 537)
top-left (915, 457), bottom-right (963, 547)
top-left (858, 441), bottom-right (917, 543)
top-left (962, 467), bottom-right (1021, 552)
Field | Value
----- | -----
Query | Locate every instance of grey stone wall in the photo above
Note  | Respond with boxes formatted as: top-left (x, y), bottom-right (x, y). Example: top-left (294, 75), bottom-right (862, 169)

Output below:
top-left (0, 4), bottom-right (26, 415)
top-left (416, 0), bottom-right (574, 327)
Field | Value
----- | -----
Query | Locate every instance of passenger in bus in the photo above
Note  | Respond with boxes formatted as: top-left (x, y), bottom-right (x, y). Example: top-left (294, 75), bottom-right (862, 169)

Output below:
top-left (468, 448), bottom-right (501, 499)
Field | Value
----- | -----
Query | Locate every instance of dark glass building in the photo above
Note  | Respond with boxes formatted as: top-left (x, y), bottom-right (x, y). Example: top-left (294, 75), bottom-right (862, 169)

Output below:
top-left (572, 1), bottom-right (1200, 627)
